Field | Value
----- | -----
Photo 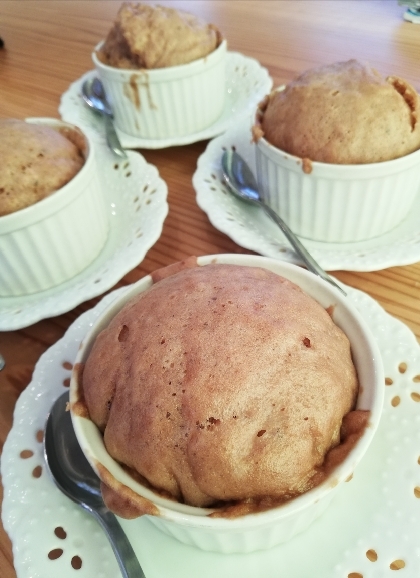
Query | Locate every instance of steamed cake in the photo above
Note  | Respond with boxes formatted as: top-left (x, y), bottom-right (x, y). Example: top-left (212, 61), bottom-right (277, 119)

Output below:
top-left (81, 262), bottom-right (359, 509)
top-left (0, 119), bottom-right (84, 216)
top-left (254, 59), bottom-right (420, 164)
top-left (97, 2), bottom-right (221, 69)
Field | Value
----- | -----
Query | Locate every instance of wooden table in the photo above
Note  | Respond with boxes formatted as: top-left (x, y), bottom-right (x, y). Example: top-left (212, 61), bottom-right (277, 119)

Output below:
top-left (0, 1), bottom-right (419, 576)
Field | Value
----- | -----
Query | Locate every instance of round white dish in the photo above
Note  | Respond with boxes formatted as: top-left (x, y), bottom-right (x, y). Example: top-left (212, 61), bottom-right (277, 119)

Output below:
top-left (194, 117), bottom-right (420, 272)
top-left (70, 254), bottom-right (383, 554)
top-left (0, 145), bottom-right (168, 331)
top-left (93, 39), bottom-right (227, 139)
top-left (59, 52), bottom-right (272, 149)
top-left (2, 277), bottom-right (420, 578)
top-left (0, 118), bottom-right (109, 297)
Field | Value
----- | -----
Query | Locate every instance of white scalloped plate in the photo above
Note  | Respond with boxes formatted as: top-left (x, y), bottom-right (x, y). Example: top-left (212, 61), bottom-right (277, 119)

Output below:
top-left (193, 117), bottom-right (420, 272)
top-left (2, 278), bottom-right (420, 578)
top-left (59, 52), bottom-right (272, 149)
top-left (0, 145), bottom-right (168, 331)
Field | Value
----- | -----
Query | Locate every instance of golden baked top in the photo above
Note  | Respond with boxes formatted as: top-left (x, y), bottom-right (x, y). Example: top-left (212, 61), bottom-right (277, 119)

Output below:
top-left (97, 2), bottom-right (222, 69)
top-left (253, 59), bottom-right (420, 164)
top-left (82, 262), bottom-right (359, 510)
top-left (0, 119), bottom-right (85, 216)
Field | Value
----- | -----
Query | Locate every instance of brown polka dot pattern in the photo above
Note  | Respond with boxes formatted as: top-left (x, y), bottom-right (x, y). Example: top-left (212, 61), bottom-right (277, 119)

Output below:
top-left (366, 549), bottom-right (378, 561)
top-left (390, 559), bottom-right (405, 570)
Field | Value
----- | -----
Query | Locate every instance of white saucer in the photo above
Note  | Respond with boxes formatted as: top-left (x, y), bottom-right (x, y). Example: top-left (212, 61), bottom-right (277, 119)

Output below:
top-left (194, 117), bottom-right (420, 272)
top-left (0, 146), bottom-right (168, 331)
top-left (59, 52), bottom-right (272, 149)
top-left (2, 280), bottom-right (420, 577)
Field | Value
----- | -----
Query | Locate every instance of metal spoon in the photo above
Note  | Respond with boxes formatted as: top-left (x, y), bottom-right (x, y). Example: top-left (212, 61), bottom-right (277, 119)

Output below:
top-left (221, 150), bottom-right (346, 296)
top-left (43, 391), bottom-right (146, 578)
top-left (81, 77), bottom-right (128, 159)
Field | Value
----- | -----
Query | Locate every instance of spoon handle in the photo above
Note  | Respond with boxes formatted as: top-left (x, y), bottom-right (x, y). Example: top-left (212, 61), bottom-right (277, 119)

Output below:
top-left (104, 115), bottom-right (128, 159)
top-left (92, 506), bottom-right (147, 578)
top-left (260, 201), bottom-right (346, 296)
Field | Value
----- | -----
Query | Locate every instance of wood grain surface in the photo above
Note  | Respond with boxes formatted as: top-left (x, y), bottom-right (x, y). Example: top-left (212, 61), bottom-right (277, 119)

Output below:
top-left (0, 1), bottom-right (419, 576)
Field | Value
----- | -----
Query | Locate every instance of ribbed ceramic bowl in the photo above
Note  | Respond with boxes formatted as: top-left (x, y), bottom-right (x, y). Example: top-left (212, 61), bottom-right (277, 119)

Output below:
top-left (70, 254), bottom-right (384, 554)
top-left (92, 40), bottom-right (227, 139)
top-left (255, 116), bottom-right (420, 243)
top-left (0, 118), bottom-right (109, 297)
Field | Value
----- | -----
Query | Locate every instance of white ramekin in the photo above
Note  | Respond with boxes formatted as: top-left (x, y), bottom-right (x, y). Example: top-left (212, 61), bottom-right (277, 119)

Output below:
top-left (70, 254), bottom-right (384, 554)
top-left (255, 132), bottom-right (420, 243)
top-left (92, 40), bottom-right (227, 139)
top-left (0, 118), bottom-right (109, 297)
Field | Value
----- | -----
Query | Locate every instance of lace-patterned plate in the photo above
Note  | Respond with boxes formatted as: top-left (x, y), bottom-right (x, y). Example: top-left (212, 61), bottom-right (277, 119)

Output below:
top-left (59, 52), bottom-right (272, 149)
top-left (2, 277), bottom-right (420, 578)
top-left (194, 118), bottom-right (420, 272)
top-left (0, 146), bottom-right (168, 331)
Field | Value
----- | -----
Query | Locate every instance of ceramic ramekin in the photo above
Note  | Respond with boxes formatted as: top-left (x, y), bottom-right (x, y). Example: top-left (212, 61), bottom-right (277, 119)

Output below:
top-left (70, 254), bottom-right (384, 554)
top-left (255, 127), bottom-right (420, 243)
top-left (92, 40), bottom-right (227, 139)
top-left (0, 118), bottom-right (109, 297)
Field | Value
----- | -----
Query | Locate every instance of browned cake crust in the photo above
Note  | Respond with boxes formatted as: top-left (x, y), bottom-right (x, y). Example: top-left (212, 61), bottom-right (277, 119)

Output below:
top-left (0, 119), bottom-right (84, 216)
top-left (82, 264), bottom-right (358, 508)
top-left (97, 2), bottom-right (222, 70)
top-left (255, 59), bottom-right (420, 164)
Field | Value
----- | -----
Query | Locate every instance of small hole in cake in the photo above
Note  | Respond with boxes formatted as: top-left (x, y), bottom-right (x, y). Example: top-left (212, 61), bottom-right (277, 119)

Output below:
top-left (71, 555), bottom-right (82, 570)
top-left (398, 362), bottom-right (407, 373)
top-left (48, 548), bottom-right (63, 560)
top-left (118, 325), bottom-right (129, 342)
top-left (160, 338), bottom-right (166, 344)
top-left (385, 377), bottom-right (393, 386)
top-left (32, 465), bottom-right (42, 478)
top-left (411, 392), bottom-right (420, 402)
top-left (391, 396), bottom-right (400, 407)
top-left (304, 417), bottom-right (308, 421)
top-left (257, 429), bottom-right (266, 437)
top-left (20, 449), bottom-right (34, 459)
top-left (303, 337), bottom-right (311, 348)
top-left (366, 549), bottom-right (378, 562)
top-left (390, 559), bottom-right (405, 570)
top-left (207, 417), bottom-right (220, 425)
top-left (54, 527), bottom-right (67, 540)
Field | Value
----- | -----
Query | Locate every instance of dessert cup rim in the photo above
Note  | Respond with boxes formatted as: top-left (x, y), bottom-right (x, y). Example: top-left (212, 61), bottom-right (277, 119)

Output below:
top-left (92, 38), bottom-right (227, 78)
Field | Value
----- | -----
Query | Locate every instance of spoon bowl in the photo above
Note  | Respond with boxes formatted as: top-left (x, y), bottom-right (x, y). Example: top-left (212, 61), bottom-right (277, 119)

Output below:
top-left (82, 77), bottom-right (113, 117)
top-left (221, 150), bottom-right (346, 296)
top-left (81, 77), bottom-right (127, 159)
top-left (44, 391), bottom-right (146, 578)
